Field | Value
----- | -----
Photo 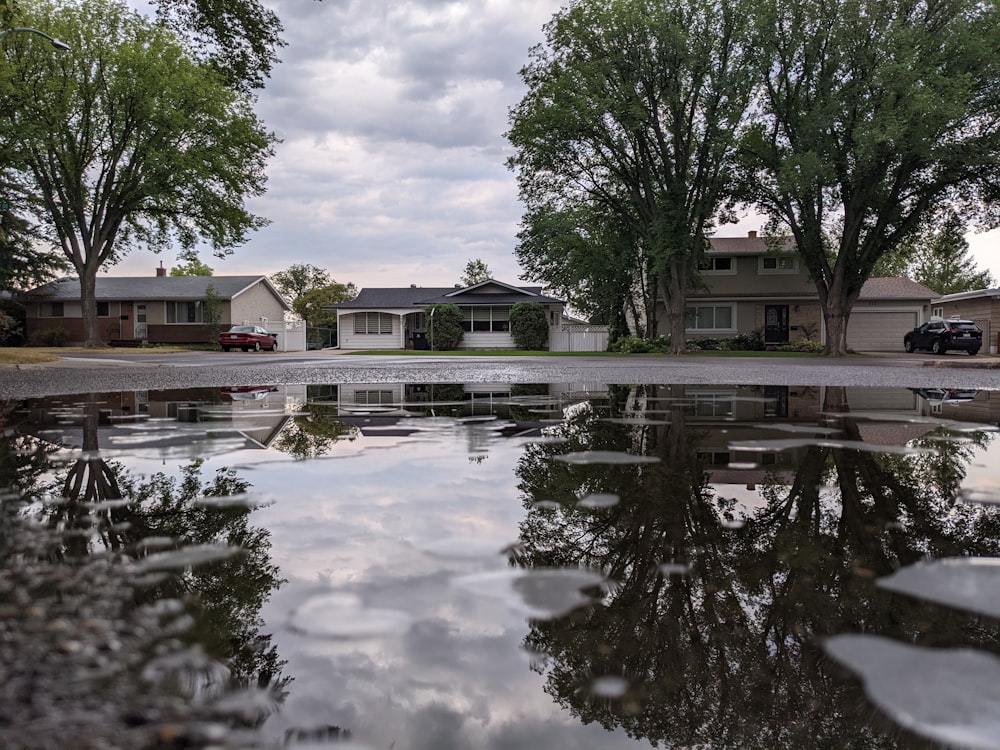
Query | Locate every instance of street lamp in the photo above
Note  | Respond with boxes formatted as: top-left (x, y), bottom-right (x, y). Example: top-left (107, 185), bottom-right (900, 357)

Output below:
top-left (0, 27), bottom-right (70, 51)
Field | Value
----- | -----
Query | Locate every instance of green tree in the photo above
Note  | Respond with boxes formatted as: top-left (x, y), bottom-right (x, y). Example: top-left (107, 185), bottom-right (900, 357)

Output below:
top-left (426, 303), bottom-right (464, 351)
top-left (169, 256), bottom-right (214, 276)
top-left (0, 211), bottom-right (68, 290)
top-left (460, 258), bottom-right (492, 286)
top-left (509, 301), bottom-right (549, 350)
top-left (270, 263), bottom-right (332, 304)
top-left (874, 213), bottom-right (994, 296)
top-left (148, 0), bottom-right (284, 92)
top-left (0, 0), bottom-right (274, 348)
top-left (292, 282), bottom-right (356, 325)
top-left (516, 201), bottom-right (643, 341)
top-left (507, 0), bottom-right (755, 354)
top-left (743, 0), bottom-right (1000, 355)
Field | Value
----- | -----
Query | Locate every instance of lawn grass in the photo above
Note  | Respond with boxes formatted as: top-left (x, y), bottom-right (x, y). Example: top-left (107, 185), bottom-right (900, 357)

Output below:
top-left (0, 345), bottom-right (191, 366)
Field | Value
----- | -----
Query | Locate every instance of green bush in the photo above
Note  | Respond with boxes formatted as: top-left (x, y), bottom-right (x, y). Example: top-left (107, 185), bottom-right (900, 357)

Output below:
top-left (28, 327), bottom-right (68, 347)
top-left (509, 302), bottom-right (549, 350)
top-left (427, 303), bottom-right (464, 350)
top-left (609, 335), bottom-right (671, 354)
top-left (777, 339), bottom-right (824, 353)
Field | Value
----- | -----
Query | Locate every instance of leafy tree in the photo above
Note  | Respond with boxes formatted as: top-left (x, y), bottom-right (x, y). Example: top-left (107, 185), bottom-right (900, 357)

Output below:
top-left (147, 0), bottom-right (284, 92)
top-left (509, 301), bottom-right (549, 350)
top-left (292, 282), bottom-right (356, 327)
top-left (0, 0), bottom-right (274, 348)
top-left (874, 213), bottom-right (994, 296)
top-left (507, 0), bottom-right (755, 353)
top-left (743, 0), bottom-right (1000, 355)
top-left (426, 303), bottom-right (464, 351)
top-left (270, 263), bottom-right (332, 304)
top-left (516, 201), bottom-right (643, 341)
top-left (170, 256), bottom-right (214, 276)
top-left (0, 212), bottom-right (68, 291)
top-left (460, 258), bottom-right (492, 286)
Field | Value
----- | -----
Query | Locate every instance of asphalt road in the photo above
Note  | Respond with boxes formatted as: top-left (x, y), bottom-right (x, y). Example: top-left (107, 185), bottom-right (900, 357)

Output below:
top-left (4, 349), bottom-right (1000, 399)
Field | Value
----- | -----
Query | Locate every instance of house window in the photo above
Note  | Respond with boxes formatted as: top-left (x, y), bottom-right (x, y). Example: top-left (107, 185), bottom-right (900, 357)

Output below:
top-left (97, 302), bottom-right (110, 317)
top-left (759, 255), bottom-right (797, 273)
top-left (43, 302), bottom-right (64, 317)
top-left (685, 304), bottom-right (735, 332)
top-left (166, 300), bottom-right (204, 323)
top-left (698, 256), bottom-right (735, 274)
top-left (461, 307), bottom-right (510, 332)
top-left (355, 390), bottom-right (395, 405)
top-left (691, 393), bottom-right (734, 418)
top-left (354, 312), bottom-right (393, 335)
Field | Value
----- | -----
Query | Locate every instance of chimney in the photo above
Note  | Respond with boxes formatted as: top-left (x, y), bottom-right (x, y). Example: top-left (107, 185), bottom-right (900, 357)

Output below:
top-left (156, 262), bottom-right (166, 277)
top-left (747, 230), bottom-right (757, 238)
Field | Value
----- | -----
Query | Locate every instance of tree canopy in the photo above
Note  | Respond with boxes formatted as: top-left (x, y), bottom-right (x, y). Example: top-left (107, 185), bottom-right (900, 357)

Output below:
top-left (507, 0), bottom-right (755, 352)
top-left (460, 258), bottom-right (492, 286)
top-left (743, 0), bottom-right (1000, 354)
top-left (270, 263), bottom-right (333, 304)
top-left (0, 0), bottom-right (275, 347)
top-left (170, 257), bottom-right (214, 276)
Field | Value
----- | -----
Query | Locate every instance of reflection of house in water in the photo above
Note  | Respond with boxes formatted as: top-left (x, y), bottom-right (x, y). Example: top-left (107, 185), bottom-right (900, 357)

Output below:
top-left (333, 383), bottom-right (601, 446)
top-left (20, 385), bottom-right (307, 458)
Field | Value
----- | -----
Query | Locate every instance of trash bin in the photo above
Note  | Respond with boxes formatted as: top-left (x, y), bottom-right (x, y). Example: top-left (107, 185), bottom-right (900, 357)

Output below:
top-left (413, 331), bottom-right (429, 350)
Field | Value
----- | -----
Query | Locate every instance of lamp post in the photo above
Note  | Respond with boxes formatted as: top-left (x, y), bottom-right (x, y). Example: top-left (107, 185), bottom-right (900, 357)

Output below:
top-left (0, 27), bottom-right (70, 51)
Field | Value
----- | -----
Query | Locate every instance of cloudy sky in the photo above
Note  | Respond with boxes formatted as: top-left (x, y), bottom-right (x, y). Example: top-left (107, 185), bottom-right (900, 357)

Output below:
top-left (113, 0), bottom-right (1000, 290)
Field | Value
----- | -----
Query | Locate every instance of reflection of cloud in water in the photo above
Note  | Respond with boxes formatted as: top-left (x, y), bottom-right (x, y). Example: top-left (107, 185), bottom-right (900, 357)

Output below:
top-left (825, 634), bottom-right (1000, 750)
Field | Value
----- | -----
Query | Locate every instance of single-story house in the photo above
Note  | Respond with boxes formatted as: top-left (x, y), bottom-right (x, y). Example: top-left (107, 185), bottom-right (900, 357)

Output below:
top-left (675, 232), bottom-right (938, 351)
top-left (21, 270), bottom-right (299, 348)
top-left (930, 288), bottom-right (1000, 354)
top-left (331, 279), bottom-right (565, 350)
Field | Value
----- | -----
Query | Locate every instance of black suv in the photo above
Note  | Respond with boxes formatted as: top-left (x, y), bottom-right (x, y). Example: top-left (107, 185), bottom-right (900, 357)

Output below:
top-left (903, 318), bottom-right (982, 355)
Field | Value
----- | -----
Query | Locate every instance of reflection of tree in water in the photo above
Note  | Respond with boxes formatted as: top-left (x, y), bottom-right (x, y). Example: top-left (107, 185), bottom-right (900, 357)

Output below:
top-left (0, 395), bottom-right (289, 748)
top-left (515, 385), bottom-right (1000, 748)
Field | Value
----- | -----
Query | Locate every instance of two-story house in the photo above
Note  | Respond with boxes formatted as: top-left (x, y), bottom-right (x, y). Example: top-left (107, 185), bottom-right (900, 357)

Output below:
top-left (675, 232), bottom-right (937, 351)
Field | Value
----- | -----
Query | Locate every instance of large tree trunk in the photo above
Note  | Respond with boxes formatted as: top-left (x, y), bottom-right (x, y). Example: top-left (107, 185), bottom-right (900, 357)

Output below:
top-left (79, 267), bottom-right (104, 348)
top-left (661, 270), bottom-right (688, 355)
top-left (821, 278), bottom-right (854, 357)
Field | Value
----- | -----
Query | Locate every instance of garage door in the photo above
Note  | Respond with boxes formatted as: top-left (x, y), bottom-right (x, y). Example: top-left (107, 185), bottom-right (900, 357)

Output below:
top-left (847, 310), bottom-right (918, 351)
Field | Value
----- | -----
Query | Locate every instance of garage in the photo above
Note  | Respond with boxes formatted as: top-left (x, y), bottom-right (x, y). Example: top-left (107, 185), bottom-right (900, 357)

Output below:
top-left (846, 310), bottom-right (919, 352)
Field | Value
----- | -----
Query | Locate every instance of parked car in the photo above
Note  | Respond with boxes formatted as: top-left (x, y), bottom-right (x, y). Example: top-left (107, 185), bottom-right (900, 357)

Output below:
top-left (910, 387), bottom-right (980, 405)
top-left (219, 325), bottom-right (278, 352)
top-left (903, 317), bottom-right (982, 355)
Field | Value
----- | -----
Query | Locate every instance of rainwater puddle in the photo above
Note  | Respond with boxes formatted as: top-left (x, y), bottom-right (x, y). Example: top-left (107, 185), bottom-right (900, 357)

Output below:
top-left (5, 382), bottom-right (1000, 748)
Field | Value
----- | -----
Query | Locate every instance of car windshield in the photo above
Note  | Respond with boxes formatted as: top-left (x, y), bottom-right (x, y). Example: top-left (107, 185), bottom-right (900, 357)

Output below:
top-left (230, 326), bottom-right (254, 333)
top-left (952, 322), bottom-right (980, 331)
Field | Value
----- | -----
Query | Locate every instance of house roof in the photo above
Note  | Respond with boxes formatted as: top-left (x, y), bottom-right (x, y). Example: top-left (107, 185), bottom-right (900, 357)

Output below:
top-left (332, 280), bottom-right (562, 309)
top-left (22, 275), bottom-right (291, 309)
top-left (932, 287), bottom-right (1000, 304)
top-left (707, 235), bottom-right (795, 255)
top-left (858, 277), bottom-right (938, 300)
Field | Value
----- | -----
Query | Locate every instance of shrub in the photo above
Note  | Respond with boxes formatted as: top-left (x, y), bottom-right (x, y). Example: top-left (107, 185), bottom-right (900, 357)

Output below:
top-left (28, 327), bottom-right (68, 347)
top-left (427, 303), bottom-right (464, 350)
top-left (777, 339), bottom-right (824, 353)
top-left (729, 330), bottom-right (765, 351)
top-left (609, 335), bottom-right (670, 354)
top-left (0, 310), bottom-right (23, 346)
top-left (509, 302), bottom-right (549, 350)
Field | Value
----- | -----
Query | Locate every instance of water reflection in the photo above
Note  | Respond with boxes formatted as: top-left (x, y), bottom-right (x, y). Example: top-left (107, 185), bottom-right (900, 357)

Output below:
top-left (3, 382), bottom-right (1000, 748)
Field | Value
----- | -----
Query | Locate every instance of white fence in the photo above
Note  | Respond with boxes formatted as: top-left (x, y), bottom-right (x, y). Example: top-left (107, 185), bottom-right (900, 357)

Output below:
top-left (251, 319), bottom-right (306, 352)
top-left (549, 324), bottom-right (609, 353)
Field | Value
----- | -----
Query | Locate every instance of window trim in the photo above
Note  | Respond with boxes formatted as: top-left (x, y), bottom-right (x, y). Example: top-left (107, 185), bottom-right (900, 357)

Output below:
top-left (698, 256), bottom-right (736, 275)
top-left (758, 255), bottom-right (798, 274)
top-left (460, 306), bottom-right (511, 333)
top-left (685, 303), bottom-right (736, 334)
top-left (165, 300), bottom-right (205, 324)
top-left (353, 312), bottom-right (394, 335)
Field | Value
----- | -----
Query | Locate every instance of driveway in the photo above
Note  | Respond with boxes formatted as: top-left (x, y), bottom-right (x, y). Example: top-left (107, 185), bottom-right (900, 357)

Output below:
top-left (3, 349), bottom-right (1000, 400)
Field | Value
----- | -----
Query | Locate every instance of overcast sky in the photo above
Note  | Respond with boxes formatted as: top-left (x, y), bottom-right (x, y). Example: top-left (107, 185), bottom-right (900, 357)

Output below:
top-left (113, 0), bottom-right (1000, 290)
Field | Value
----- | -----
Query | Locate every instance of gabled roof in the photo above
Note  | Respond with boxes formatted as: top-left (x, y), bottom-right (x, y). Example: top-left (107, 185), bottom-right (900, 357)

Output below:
top-left (332, 279), bottom-right (563, 309)
top-left (859, 277), bottom-right (938, 300)
top-left (22, 275), bottom-right (290, 309)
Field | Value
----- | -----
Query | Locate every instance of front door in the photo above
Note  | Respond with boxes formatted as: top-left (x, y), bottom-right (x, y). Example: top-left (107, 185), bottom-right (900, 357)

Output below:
top-left (134, 304), bottom-right (147, 340)
top-left (764, 304), bottom-right (789, 345)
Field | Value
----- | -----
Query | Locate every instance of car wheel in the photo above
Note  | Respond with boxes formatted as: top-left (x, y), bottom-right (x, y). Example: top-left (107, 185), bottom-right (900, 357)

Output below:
top-left (254, 341), bottom-right (261, 352)
top-left (969, 349), bottom-right (980, 356)
top-left (931, 339), bottom-right (945, 354)
top-left (270, 342), bottom-right (278, 351)
top-left (904, 339), bottom-right (914, 353)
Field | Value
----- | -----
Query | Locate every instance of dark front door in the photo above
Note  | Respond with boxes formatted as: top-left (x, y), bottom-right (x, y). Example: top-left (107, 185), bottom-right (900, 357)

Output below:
top-left (764, 304), bottom-right (789, 345)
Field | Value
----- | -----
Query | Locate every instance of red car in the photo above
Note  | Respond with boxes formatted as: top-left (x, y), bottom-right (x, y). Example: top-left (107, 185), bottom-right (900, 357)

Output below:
top-left (219, 325), bottom-right (278, 352)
